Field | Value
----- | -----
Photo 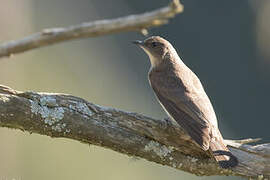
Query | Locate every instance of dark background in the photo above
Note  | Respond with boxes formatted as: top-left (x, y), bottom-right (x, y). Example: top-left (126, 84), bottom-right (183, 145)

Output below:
top-left (0, 0), bottom-right (268, 180)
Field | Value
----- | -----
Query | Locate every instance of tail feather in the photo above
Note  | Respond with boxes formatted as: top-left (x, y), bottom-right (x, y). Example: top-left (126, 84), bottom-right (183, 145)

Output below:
top-left (209, 139), bottom-right (238, 169)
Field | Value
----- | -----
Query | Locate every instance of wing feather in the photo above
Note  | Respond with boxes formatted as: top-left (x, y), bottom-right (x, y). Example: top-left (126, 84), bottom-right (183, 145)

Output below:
top-left (151, 84), bottom-right (210, 150)
top-left (149, 69), bottom-right (217, 150)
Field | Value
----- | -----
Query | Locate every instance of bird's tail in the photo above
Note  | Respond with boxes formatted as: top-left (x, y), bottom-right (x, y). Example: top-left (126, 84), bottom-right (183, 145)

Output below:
top-left (209, 139), bottom-right (238, 169)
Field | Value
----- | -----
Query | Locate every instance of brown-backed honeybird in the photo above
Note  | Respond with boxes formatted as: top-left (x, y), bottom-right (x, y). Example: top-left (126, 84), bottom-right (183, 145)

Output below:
top-left (133, 36), bottom-right (238, 168)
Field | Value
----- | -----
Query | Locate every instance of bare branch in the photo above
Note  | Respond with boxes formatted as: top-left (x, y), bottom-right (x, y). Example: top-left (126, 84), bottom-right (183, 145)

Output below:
top-left (0, 0), bottom-right (183, 59)
top-left (0, 85), bottom-right (269, 179)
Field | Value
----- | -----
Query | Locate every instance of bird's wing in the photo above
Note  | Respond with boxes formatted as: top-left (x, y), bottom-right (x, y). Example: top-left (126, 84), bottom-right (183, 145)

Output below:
top-left (149, 73), bottom-right (214, 150)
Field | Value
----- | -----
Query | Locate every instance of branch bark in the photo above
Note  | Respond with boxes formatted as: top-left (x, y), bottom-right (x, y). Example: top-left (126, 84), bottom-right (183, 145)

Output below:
top-left (0, 0), bottom-right (183, 59)
top-left (0, 85), bottom-right (269, 179)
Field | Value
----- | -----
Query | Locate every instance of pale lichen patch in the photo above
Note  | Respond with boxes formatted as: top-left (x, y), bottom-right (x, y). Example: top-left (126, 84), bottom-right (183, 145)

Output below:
top-left (68, 100), bottom-right (93, 116)
top-left (144, 140), bottom-right (174, 159)
top-left (40, 96), bottom-right (57, 106)
top-left (0, 95), bottom-right (10, 103)
top-left (95, 104), bottom-right (114, 112)
top-left (30, 96), bottom-right (67, 133)
top-left (30, 100), bottom-right (41, 115)
top-left (186, 155), bottom-right (198, 163)
top-left (52, 123), bottom-right (66, 132)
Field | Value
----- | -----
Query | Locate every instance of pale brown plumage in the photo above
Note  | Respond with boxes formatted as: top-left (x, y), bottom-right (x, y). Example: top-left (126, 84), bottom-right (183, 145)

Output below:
top-left (133, 36), bottom-right (238, 168)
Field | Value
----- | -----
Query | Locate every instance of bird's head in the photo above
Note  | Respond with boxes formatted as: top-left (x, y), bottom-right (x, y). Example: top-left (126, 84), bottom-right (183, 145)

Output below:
top-left (133, 36), bottom-right (175, 67)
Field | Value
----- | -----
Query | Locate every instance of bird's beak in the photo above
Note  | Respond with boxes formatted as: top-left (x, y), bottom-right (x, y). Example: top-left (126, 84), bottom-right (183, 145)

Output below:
top-left (132, 40), bottom-right (144, 47)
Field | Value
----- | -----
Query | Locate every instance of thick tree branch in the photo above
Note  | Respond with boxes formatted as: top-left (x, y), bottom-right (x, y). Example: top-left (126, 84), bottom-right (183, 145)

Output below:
top-left (0, 85), bottom-right (269, 179)
top-left (0, 0), bottom-right (183, 59)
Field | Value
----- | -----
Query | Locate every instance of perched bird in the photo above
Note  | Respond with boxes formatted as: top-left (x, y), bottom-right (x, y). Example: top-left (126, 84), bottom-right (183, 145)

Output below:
top-left (133, 36), bottom-right (238, 168)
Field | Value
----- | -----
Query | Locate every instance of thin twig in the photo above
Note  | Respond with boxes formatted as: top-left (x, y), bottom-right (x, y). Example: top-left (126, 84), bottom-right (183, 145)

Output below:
top-left (0, 0), bottom-right (183, 59)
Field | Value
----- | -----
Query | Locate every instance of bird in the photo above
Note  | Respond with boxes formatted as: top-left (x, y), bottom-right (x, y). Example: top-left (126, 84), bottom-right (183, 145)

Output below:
top-left (133, 36), bottom-right (238, 168)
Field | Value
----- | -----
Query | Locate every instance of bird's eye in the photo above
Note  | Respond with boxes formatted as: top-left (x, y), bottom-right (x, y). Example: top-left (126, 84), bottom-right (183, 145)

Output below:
top-left (151, 42), bottom-right (158, 47)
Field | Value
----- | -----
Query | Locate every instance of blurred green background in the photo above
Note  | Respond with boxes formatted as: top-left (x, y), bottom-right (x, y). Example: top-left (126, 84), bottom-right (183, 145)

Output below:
top-left (0, 0), bottom-right (269, 180)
